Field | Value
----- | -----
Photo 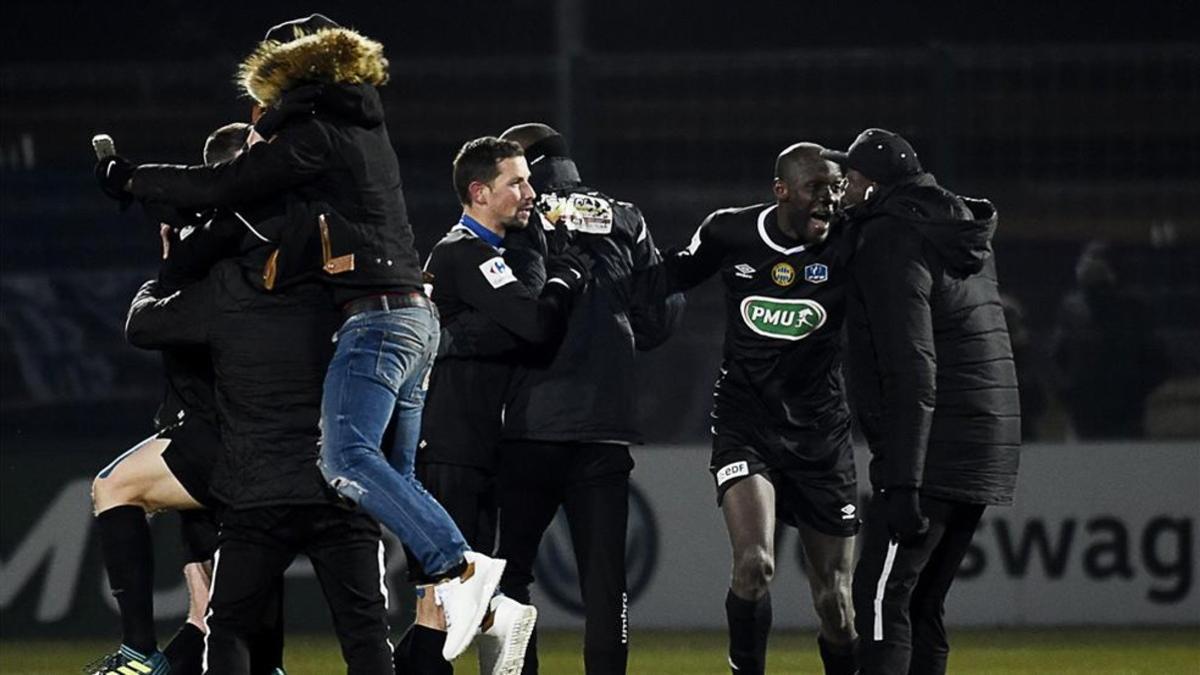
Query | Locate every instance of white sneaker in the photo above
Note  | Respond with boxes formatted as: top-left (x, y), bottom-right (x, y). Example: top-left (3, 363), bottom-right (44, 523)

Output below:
top-left (477, 595), bottom-right (538, 675)
top-left (435, 551), bottom-right (506, 662)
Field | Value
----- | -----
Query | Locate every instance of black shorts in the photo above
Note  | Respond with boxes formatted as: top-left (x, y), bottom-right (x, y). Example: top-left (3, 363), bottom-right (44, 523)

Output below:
top-left (710, 417), bottom-right (859, 537)
top-left (159, 418), bottom-right (222, 509)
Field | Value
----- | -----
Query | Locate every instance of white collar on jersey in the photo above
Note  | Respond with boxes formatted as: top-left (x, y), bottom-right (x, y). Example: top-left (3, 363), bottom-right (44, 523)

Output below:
top-left (757, 204), bottom-right (807, 256)
top-left (450, 223), bottom-right (506, 253)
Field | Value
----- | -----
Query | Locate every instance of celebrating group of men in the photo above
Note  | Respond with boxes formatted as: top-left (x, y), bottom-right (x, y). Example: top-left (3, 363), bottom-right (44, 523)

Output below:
top-left (87, 12), bottom-right (1019, 675)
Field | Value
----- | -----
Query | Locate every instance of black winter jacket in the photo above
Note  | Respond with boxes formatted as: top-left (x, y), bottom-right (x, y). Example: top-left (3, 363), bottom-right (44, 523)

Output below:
top-left (446, 158), bottom-right (684, 444)
top-left (126, 259), bottom-right (342, 509)
top-left (130, 78), bottom-right (422, 299)
top-left (844, 174), bottom-right (1020, 505)
top-left (148, 219), bottom-right (242, 432)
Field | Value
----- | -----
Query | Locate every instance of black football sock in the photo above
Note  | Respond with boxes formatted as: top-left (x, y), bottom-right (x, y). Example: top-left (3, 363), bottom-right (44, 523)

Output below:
top-left (393, 625), bottom-right (451, 675)
top-left (725, 589), bottom-right (771, 675)
top-left (163, 622), bottom-right (205, 675)
top-left (818, 635), bottom-right (858, 675)
top-left (97, 505), bottom-right (158, 654)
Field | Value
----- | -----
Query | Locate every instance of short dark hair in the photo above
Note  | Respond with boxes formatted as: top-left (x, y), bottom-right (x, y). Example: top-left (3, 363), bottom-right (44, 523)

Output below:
top-left (204, 122), bottom-right (252, 165)
top-left (452, 136), bottom-right (524, 204)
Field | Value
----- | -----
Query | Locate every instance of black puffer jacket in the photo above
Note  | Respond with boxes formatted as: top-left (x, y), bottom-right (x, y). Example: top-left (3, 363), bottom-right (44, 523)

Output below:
top-left (126, 259), bottom-right (341, 509)
top-left (497, 158), bottom-right (685, 443)
top-left (129, 28), bottom-right (421, 301)
top-left (844, 173), bottom-right (1020, 505)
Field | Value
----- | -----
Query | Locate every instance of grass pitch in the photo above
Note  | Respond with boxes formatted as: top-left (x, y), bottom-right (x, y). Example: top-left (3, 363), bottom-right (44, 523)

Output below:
top-left (2, 627), bottom-right (1196, 674)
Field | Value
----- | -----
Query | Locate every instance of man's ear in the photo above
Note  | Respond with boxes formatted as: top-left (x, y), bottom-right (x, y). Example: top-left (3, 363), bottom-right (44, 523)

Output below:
top-left (772, 178), bottom-right (788, 202)
top-left (469, 181), bottom-right (489, 207)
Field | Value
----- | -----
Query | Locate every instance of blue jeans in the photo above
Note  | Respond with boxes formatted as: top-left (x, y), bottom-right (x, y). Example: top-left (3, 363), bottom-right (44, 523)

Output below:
top-left (318, 305), bottom-right (468, 577)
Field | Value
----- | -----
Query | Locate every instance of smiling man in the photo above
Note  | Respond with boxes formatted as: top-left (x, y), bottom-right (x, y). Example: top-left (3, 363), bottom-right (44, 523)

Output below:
top-left (650, 142), bottom-right (860, 675)
top-left (396, 136), bottom-right (593, 675)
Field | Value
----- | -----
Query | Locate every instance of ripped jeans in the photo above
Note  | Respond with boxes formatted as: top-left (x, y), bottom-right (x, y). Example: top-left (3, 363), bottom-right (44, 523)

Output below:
top-left (318, 304), bottom-right (468, 577)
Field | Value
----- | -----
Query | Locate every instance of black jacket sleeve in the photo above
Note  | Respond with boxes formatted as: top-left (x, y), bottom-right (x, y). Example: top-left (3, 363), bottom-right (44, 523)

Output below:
top-left (627, 214), bottom-right (685, 351)
top-left (450, 245), bottom-right (573, 349)
top-left (125, 278), bottom-right (215, 349)
top-left (862, 223), bottom-right (937, 489)
top-left (664, 212), bottom-right (728, 292)
top-left (130, 121), bottom-right (332, 210)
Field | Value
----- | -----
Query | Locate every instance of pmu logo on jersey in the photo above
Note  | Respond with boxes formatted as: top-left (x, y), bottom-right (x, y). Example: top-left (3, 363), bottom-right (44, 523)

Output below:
top-left (740, 296), bottom-right (828, 341)
top-left (771, 262), bottom-right (796, 287)
top-left (804, 263), bottom-right (829, 284)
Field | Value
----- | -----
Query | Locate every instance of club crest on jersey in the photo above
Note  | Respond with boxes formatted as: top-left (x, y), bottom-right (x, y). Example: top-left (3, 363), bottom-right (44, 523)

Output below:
top-left (740, 296), bottom-right (827, 341)
top-left (771, 262), bottom-right (796, 287)
top-left (805, 263), bottom-right (829, 284)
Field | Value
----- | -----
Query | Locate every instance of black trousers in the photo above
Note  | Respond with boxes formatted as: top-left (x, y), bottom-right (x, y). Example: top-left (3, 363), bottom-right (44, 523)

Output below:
top-left (206, 505), bottom-right (393, 675)
top-left (395, 463), bottom-right (497, 675)
top-left (497, 440), bottom-right (634, 675)
top-left (852, 493), bottom-right (985, 675)
top-left (404, 462), bottom-right (498, 581)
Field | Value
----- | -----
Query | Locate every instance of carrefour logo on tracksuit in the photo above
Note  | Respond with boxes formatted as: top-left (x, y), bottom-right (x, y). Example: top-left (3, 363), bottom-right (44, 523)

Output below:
top-left (739, 296), bottom-right (827, 341)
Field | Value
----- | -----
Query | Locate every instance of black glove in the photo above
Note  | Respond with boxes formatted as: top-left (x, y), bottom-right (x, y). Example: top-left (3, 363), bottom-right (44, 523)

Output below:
top-left (882, 487), bottom-right (929, 545)
top-left (253, 84), bottom-right (323, 137)
top-left (544, 244), bottom-right (594, 294)
top-left (95, 155), bottom-right (134, 207)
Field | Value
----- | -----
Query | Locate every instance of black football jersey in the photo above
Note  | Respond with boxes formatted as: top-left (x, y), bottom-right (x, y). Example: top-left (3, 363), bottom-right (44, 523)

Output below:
top-left (419, 221), bottom-right (552, 469)
top-left (668, 203), bottom-right (854, 431)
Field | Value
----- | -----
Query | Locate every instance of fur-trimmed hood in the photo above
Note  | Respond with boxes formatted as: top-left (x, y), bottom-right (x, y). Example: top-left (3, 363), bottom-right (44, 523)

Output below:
top-left (238, 27), bottom-right (388, 108)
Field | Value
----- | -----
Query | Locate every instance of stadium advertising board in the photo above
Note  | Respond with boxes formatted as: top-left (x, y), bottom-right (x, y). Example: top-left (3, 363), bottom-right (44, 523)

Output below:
top-left (1, 442), bottom-right (1196, 635)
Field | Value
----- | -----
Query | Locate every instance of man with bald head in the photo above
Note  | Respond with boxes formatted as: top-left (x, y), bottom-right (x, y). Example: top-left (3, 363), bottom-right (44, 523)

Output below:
top-left (652, 142), bottom-right (859, 674)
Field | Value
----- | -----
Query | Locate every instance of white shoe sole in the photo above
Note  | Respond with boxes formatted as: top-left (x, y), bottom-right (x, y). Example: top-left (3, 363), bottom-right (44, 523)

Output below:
top-left (491, 604), bottom-right (537, 675)
top-left (442, 558), bottom-right (507, 661)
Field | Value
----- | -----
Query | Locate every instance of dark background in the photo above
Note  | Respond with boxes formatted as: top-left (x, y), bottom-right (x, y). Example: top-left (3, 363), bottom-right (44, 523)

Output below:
top-left (2, 0), bottom-right (1197, 447)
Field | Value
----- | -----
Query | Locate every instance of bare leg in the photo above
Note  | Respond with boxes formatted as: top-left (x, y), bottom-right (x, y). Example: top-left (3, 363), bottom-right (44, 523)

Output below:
top-left (721, 475), bottom-right (776, 600)
top-left (184, 561), bottom-right (212, 630)
top-left (393, 585), bottom-right (451, 675)
top-left (720, 475), bottom-right (776, 675)
top-left (91, 436), bottom-right (200, 659)
top-left (797, 522), bottom-right (858, 674)
top-left (92, 437), bottom-right (203, 515)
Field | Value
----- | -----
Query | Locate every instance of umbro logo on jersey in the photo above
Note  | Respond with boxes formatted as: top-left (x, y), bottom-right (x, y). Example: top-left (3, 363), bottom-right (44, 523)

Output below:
top-left (841, 503), bottom-right (857, 520)
top-left (733, 263), bottom-right (756, 279)
top-left (805, 263), bottom-right (829, 284)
